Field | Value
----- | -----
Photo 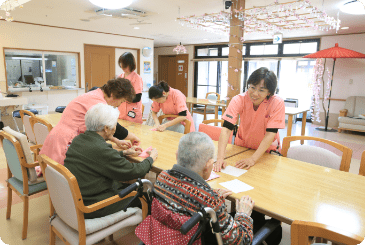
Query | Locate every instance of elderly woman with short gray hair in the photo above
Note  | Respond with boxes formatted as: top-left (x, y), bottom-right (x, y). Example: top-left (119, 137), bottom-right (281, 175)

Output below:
top-left (64, 103), bottom-right (158, 219)
top-left (153, 132), bottom-right (254, 244)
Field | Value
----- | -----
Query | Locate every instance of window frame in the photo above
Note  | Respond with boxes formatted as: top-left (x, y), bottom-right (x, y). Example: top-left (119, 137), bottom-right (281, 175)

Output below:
top-left (4, 47), bottom-right (81, 91)
top-left (194, 38), bottom-right (320, 95)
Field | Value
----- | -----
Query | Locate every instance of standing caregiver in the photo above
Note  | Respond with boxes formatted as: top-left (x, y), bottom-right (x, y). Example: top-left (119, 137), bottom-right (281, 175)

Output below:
top-left (214, 67), bottom-right (285, 172)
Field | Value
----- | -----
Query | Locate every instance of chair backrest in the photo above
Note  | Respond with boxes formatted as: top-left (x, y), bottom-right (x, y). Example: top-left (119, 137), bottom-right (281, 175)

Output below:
top-left (291, 220), bottom-right (363, 245)
top-left (29, 117), bottom-right (53, 145)
top-left (38, 154), bottom-right (81, 231)
top-left (282, 136), bottom-right (352, 172)
top-left (19, 110), bottom-right (37, 144)
top-left (206, 92), bottom-right (220, 111)
top-left (360, 151), bottom-right (365, 176)
top-left (1, 127), bottom-right (38, 183)
top-left (199, 120), bottom-right (233, 143)
top-left (158, 115), bottom-right (191, 134)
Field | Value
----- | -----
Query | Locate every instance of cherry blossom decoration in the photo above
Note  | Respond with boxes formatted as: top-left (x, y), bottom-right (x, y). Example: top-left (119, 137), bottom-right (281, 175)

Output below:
top-left (310, 58), bottom-right (331, 122)
top-left (173, 42), bottom-right (187, 54)
top-left (0, 0), bottom-right (30, 21)
top-left (177, 0), bottom-right (340, 37)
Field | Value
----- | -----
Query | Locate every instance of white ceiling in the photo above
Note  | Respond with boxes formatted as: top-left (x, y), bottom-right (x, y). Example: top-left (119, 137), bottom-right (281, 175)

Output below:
top-left (4, 0), bottom-right (365, 47)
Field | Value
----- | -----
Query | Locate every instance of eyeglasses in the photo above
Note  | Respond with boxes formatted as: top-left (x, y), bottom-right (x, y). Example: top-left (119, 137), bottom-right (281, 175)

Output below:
top-left (247, 85), bottom-right (269, 94)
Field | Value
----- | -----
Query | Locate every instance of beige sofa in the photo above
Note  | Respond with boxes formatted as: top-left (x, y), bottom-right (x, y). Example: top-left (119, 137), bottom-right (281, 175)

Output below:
top-left (338, 96), bottom-right (365, 133)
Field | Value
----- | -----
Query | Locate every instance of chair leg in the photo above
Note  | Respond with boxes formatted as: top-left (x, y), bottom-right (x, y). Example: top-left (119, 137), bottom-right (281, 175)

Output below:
top-left (12, 117), bottom-right (20, 132)
top-left (22, 196), bottom-right (29, 240)
top-left (109, 234), bottom-right (114, 241)
top-left (50, 227), bottom-right (56, 245)
top-left (6, 186), bottom-right (12, 219)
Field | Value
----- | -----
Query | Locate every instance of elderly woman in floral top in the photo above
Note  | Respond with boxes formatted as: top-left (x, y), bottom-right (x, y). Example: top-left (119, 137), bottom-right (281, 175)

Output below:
top-left (153, 132), bottom-right (254, 244)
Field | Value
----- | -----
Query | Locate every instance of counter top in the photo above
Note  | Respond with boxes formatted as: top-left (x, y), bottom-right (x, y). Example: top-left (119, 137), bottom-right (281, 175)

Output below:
top-left (8, 87), bottom-right (84, 93)
top-left (0, 96), bottom-right (28, 107)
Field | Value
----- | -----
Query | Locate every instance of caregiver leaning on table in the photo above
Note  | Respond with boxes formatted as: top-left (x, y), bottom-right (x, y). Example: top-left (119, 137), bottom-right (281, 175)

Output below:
top-left (214, 67), bottom-right (285, 172)
top-left (40, 78), bottom-right (140, 165)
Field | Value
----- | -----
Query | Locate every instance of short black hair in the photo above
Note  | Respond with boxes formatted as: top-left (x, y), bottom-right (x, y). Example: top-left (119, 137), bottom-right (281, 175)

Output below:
top-left (246, 67), bottom-right (277, 96)
top-left (148, 81), bottom-right (170, 99)
top-left (118, 52), bottom-right (136, 72)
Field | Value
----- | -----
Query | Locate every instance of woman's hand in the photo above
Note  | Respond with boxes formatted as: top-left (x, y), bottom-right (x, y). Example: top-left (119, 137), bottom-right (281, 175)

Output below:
top-left (124, 146), bottom-right (143, 156)
top-left (235, 157), bottom-right (256, 169)
top-left (115, 140), bottom-right (132, 150)
top-left (147, 148), bottom-right (158, 161)
top-left (236, 195), bottom-right (254, 216)
top-left (129, 134), bottom-right (140, 146)
top-left (215, 188), bottom-right (233, 199)
top-left (156, 124), bottom-right (166, 132)
top-left (213, 159), bottom-right (227, 172)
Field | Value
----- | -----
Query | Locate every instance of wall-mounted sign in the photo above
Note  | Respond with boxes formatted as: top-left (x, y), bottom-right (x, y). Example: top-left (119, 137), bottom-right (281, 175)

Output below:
top-left (178, 65), bottom-right (183, 71)
top-left (273, 33), bottom-right (283, 44)
top-left (177, 60), bottom-right (185, 63)
top-left (143, 61), bottom-right (151, 73)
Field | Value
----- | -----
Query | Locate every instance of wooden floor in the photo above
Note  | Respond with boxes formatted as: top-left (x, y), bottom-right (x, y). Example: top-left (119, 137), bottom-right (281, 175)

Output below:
top-left (0, 111), bottom-right (364, 245)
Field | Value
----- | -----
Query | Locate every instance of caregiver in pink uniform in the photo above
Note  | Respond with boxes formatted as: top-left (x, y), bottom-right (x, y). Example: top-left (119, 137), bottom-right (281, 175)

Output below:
top-left (214, 67), bottom-right (285, 172)
top-left (40, 78), bottom-right (141, 165)
top-left (118, 52), bottom-right (143, 123)
top-left (149, 81), bottom-right (195, 133)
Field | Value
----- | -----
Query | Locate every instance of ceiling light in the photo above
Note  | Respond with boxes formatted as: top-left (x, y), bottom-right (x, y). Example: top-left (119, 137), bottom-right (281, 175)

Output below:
top-left (341, 27), bottom-right (350, 29)
top-left (134, 27), bottom-right (140, 29)
top-left (340, 0), bottom-right (365, 15)
top-left (89, 0), bottom-right (134, 10)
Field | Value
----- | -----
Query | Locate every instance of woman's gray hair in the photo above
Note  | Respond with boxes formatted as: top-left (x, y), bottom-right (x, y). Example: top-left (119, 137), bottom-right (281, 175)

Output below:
top-left (85, 103), bottom-right (120, 132)
top-left (177, 132), bottom-right (215, 172)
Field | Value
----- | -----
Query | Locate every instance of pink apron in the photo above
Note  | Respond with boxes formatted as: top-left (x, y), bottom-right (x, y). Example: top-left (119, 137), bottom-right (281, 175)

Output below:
top-left (151, 88), bottom-right (195, 132)
top-left (39, 89), bottom-right (107, 165)
top-left (118, 72), bottom-right (143, 124)
top-left (222, 92), bottom-right (285, 152)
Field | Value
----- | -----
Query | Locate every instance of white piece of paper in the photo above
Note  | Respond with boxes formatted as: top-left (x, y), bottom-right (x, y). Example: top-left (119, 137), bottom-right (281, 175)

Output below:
top-left (220, 165), bottom-right (247, 177)
top-left (220, 179), bottom-right (254, 193)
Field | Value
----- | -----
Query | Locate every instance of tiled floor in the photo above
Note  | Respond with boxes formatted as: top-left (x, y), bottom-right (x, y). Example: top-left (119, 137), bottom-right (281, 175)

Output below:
top-left (0, 112), bottom-right (364, 245)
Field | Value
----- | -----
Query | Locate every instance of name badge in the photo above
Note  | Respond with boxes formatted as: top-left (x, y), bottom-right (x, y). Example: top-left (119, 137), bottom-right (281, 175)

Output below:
top-left (128, 111), bottom-right (136, 118)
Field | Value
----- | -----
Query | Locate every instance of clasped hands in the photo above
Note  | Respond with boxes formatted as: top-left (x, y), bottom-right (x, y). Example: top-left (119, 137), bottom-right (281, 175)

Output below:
top-left (153, 124), bottom-right (166, 132)
top-left (213, 157), bottom-right (256, 172)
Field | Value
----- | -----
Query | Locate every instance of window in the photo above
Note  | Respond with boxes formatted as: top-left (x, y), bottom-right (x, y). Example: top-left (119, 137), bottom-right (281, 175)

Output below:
top-left (283, 42), bottom-right (318, 54)
top-left (197, 48), bottom-right (219, 57)
top-left (250, 44), bottom-right (278, 55)
top-left (5, 49), bottom-right (79, 89)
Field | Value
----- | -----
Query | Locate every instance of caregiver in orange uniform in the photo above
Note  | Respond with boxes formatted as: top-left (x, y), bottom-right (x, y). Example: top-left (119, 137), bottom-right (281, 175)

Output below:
top-left (149, 81), bottom-right (195, 133)
top-left (39, 78), bottom-right (141, 165)
top-left (214, 67), bottom-right (285, 172)
top-left (118, 52), bottom-right (143, 123)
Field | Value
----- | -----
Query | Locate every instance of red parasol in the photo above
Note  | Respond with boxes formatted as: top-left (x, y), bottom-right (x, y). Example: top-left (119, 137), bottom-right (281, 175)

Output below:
top-left (303, 43), bottom-right (365, 131)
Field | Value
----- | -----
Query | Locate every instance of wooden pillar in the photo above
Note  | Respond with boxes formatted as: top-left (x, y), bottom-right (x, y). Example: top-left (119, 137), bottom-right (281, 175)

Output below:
top-left (227, 0), bottom-right (245, 105)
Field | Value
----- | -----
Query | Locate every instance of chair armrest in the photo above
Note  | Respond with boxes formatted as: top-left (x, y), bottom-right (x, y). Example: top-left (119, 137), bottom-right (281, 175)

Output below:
top-left (252, 219), bottom-right (281, 245)
top-left (22, 161), bottom-right (40, 168)
top-left (80, 191), bottom-right (139, 213)
top-left (30, 144), bottom-right (43, 151)
top-left (339, 109), bottom-right (348, 117)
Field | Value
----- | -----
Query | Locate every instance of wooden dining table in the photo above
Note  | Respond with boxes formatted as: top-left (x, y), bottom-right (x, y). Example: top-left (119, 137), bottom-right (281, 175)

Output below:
top-left (209, 150), bottom-right (365, 239)
top-left (37, 113), bottom-right (365, 239)
top-left (186, 97), bottom-right (227, 125)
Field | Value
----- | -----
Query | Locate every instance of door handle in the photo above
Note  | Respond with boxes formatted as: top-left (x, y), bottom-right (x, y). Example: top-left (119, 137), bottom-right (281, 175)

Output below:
top-left (86, 82), bottom-right (89, 91)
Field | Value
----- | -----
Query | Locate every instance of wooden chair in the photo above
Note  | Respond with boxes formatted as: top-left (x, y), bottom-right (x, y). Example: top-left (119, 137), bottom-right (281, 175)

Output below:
top-left (142, 104), bottom-right (146, 122)
top-left (360, 151), bottom-right (365, 176)
top-left (29, 116), bottom-right (53, 145)
top-left (282, 136), bottom-right (353, 172)
top-left (291, 220), bottom-right (363, 245)
top-left (158, 115), bottom-right (191, 134)
top-left (19, 110), bottom-right (39, 145)
top-left (192, 92), bottom-right (220, 120)
top-left (0, 128), bottom-right (46, 240)
top-left (38, 154), bottom-right (148, 245)
top-left (199, 119), bottom-right (234, 144)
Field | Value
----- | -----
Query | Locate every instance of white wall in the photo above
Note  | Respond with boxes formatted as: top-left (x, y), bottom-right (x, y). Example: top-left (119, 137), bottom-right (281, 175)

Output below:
top-left (313, 33), bottom-right (365, 126)
top-left (0, 21), bottom-right (154, 92)
top-left (154, 45), bottom-right (194, 97)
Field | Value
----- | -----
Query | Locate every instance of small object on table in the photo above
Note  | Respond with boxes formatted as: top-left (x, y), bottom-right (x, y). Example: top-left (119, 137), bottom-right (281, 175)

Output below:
top-left (207, 171), bottom-right (220, 181)
top-left (220, 165), bottom-right (247, 177)
top-left (138, 146), bottom-right (153, 158)
top-left (219, 179), bottom-right (254, 194)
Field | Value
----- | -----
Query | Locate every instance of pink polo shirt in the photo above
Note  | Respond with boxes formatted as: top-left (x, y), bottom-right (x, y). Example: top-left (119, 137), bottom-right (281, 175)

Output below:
top-left (222, 92), bottom-right (285, 152)
top-left (39, 89), bottom-right (107, 165)
top-left (151, 88), bottom-right (195, 132)
top-left (118, 71), bottom-right (143, 123)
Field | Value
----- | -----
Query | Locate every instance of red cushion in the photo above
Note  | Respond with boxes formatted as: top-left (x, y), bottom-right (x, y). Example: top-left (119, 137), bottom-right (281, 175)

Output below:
top-left (135, 199), bottom-right (201, 245)
top-left (198, 124), bottom-right (233, 144)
